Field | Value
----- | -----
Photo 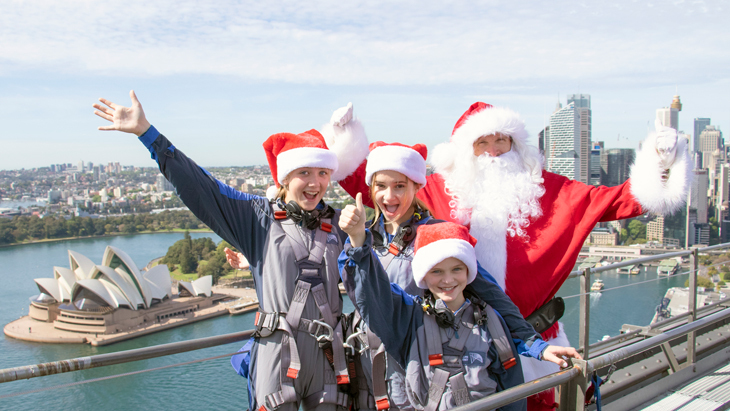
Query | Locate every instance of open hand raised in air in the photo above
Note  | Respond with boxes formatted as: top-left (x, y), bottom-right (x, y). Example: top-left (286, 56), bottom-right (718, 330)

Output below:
top-left (93, 90), bottom-right (151, 136)
top-left (225, 247), bottom-right (250, 270)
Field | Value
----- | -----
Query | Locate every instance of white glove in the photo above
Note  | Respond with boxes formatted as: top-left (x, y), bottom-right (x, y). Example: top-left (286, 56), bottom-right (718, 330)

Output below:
top-left (330, 102), bottom-right (353, 128)
top-left (654, 118), bottom-right (678, 169)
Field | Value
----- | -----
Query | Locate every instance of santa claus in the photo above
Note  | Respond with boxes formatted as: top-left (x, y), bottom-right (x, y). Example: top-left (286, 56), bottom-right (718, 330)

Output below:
top-left (323, 102), bottom-right (691, 410)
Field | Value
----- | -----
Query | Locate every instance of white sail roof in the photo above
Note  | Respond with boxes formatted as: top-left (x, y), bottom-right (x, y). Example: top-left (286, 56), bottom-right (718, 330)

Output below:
top-left (32, 246), bottom-right (174, 312)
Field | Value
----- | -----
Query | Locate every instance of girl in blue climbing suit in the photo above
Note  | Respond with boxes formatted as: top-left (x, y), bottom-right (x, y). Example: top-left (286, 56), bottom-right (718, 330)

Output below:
top-left (339, 219), bottom-right (581, 411)
top-left (93, 91), bottom-right (352, 411)
top-left (335, 142), bottom-right (581, 410)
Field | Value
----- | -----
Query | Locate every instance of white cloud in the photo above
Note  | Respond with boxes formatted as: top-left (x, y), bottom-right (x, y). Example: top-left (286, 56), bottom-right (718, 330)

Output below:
top-left (1, 1), bottom-right (728, 87)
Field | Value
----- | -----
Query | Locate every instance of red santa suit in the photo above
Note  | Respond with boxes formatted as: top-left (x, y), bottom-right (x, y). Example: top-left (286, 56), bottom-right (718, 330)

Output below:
top-left (322, 102), bottom-right (691, 410)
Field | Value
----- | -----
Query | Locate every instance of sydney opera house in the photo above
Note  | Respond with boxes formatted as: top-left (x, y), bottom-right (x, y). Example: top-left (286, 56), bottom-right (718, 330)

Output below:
top-left (6, 246), bottom-right (230, 344)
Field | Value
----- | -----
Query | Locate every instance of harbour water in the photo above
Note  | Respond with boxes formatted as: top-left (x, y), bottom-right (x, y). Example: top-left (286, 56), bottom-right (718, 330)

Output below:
top-left (0, 234), bottom-right (687, 409)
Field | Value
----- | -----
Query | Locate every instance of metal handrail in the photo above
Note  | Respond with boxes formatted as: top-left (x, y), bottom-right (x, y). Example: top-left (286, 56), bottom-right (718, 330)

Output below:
top-left (450, 367), bottom-right (583, 411)
top-left (588, 307), bottom-right (730, 370)
top-left (0, 329), bottom-right (254, 383)
top-left (448, 303), bottom-right (730, 411)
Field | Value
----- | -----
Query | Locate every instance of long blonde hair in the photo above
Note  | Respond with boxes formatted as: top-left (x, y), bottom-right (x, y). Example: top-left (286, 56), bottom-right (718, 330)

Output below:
top-left (368, 173), bottom-right (430, 229)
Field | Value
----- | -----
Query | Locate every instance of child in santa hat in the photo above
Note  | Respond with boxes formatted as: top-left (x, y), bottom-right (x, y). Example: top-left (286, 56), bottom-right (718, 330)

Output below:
top-left (336, 140), bottom-right (563, 411)
top-left (339, 219), bottom-right (581, 411)
top-left (93, 91), bottom-right (352, 411)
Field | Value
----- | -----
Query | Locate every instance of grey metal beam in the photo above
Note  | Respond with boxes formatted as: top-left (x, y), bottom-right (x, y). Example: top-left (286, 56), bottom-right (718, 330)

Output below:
top-left (448, 366), bottom-right (582, 411)
top-left (0, 329), bottom-right (254, 383)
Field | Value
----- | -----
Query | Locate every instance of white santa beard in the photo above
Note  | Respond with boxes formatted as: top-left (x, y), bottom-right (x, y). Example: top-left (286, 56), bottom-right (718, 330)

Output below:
top-left (442, 149), bottom-right (545, 290)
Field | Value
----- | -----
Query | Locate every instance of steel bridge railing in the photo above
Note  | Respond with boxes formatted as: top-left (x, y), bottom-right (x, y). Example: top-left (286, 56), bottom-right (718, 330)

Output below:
top-left (3, 242), bottom-right (730, 410)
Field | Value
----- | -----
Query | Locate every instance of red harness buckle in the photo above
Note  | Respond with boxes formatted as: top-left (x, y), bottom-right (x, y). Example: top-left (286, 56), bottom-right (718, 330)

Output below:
top-left (286, 367), bottom-right (299, 379)
top-left (320, 222), bottom-right (332, 232)
top-left (388, 243), bottom-right (400, 256)
top-left (503, 357), bottom-right (517, 370)
top-left (336, 374), bottom-right (350, 385)
top-left (428, 354), bottom-right (443, 366)
top-left (274, 210), bottom-right (288, 220)
top-left (375, 398), bottom-right (391, 410)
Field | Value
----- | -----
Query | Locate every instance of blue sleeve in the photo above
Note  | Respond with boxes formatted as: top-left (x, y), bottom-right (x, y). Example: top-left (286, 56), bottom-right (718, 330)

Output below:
top-left (342, 231), bottom-right (420, 368)
top-left (137, 126), bottom-right (270, 262)
top-left (469, 263), bottom-right (544, 354)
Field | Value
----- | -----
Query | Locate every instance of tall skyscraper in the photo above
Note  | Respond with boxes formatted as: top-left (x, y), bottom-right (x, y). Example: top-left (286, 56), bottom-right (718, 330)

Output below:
top-left (547, 102), bottom-right (581, 181)
top-left (656, 95), bottom-right (682, 131)
top-left (694, 118), bottom-right (711, 153)
top-left (700, 125), bottom-right (724, 169)
top-left (590, 141), bottom-right (604, 186)
top-left (604, 148), bottom-right (635, 187)
top-left (567, 94), bottom-right (591, 184)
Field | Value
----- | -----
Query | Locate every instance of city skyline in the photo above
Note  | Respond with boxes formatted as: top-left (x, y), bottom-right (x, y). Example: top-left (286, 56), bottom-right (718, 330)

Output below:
top-left (1, 1), bottom-right (728, 170)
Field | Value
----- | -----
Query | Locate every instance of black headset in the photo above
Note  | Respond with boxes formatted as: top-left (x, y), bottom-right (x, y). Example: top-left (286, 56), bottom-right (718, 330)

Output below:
top-left (281, 200), bottom-right (335, 230)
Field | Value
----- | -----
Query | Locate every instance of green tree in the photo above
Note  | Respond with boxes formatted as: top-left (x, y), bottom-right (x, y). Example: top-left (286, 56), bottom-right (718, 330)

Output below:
top-left (685, 276), bottom-right (715, 289)
top-left (625, 220), bottom-right (646, 244)
top-left (179, 241), bottom-right (195, 273)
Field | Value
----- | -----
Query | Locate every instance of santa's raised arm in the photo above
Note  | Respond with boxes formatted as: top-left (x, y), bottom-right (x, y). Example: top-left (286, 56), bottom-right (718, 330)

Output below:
top-left (323, 102), bottom-right (691, 410)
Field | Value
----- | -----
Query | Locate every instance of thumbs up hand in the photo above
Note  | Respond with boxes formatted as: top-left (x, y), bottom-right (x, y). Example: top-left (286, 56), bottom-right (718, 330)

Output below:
top-left (339, 192), bottom-right (367, 247)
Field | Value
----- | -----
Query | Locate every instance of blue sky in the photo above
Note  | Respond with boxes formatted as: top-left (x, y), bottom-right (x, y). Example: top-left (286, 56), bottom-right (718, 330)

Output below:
top-left (1, 0), bottom-right (728, 170)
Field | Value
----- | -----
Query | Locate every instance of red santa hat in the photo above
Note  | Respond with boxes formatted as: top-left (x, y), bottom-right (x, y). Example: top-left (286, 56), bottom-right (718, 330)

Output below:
top-left (411, 222), bottom-right (478, 289)
top-left (432, 102), bottom-right (529, 172)
top-left (365, 141), bottom-right (428, 186)
top-left (263, 129), bottom-right (339, 187)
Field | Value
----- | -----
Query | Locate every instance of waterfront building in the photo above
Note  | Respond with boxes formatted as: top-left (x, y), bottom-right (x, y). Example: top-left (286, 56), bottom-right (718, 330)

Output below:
top-left (547, 102), bottom-right (582, 181)
top-left (567, 94), bottom-right (592, 184)
top-left (585, 226), bottom-right (619, 246)
top-left (647, 216), bottom-right (665, 244)
top-left (694, 118), bottom-right (712, 153)
top-left (18, 246), bottom-right (223, 341)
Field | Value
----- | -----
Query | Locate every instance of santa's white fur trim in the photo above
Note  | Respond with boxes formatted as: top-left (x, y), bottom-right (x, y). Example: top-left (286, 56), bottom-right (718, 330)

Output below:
top-left (265, 185), bottom-right (279, 201)
top-left (431, 141), bottom-right (459, 176)
top-left (412, 239), bottom-right (477, 289)
top-left (276, 147), bottom-right (338, 185)
top-left (366, 145), bottom-right (427, 186)
top-left (451, 106), bottom-right (528, 148)
top-left (629, 133), bottom-right (691, 215)
top-left (520, 322), bottom-right (571, 382)
top-left (321, 117), bottom-right (369, 181)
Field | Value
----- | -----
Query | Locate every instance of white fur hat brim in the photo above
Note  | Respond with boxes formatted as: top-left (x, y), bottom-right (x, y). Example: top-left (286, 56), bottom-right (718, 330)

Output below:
top-left (276, 147), bottom-right (338, 185)
top-left (451, 106), bottom-right (528, 148)
top-left (411, 239), bottom-right (478, 289)
top-left (365, 145), bottom-right (427, 186)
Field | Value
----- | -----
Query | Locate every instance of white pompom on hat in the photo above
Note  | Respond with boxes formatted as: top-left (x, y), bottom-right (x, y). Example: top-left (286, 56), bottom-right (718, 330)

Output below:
top-left (411, 222), bottom-right (478, 289)
top-left (263, 129), bottom-right (339, 187)
top-left (365, 141), bottom-right (428, 186)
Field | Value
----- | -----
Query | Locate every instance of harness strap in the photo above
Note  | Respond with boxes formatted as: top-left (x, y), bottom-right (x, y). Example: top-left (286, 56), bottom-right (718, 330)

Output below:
top-left (285, 278), bottom-right (311, 336)
top-left (449, 373), bottom-right (471, 406)
top-left (369, 331), bottom-right (389, 410)
top-left (378, 251), bottom-right (398, 270)
top-left (483, 304), bottom-right (517, 369)
top-left (301, 366), bottom-right (350, 410)
top-left (424, 313), bottom-right (444, 366)
top-left (424, 368), bottom-right (450, 411)
top-left (311, 282), bottom-right (350, 385)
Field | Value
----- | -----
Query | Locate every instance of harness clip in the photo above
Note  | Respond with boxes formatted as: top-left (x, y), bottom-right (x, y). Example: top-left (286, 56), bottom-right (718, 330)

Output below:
top-left (309, 319), bottom-right (334, 343)
top-left (344, 329), bottom-right (368, 356)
